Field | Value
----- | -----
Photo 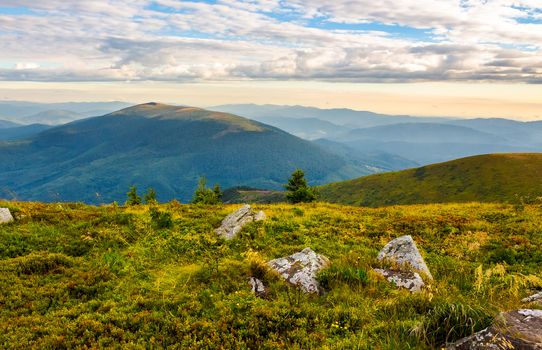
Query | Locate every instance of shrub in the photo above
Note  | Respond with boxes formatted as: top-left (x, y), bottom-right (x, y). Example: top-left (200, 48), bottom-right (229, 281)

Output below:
top-left (15, 252), bottom-right (73, 275)
top-left (149, 207), bottom-right (173, 229)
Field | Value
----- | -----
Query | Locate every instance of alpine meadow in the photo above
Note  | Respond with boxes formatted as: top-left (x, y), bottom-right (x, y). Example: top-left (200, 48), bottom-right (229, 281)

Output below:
top-left (1, 1), bottom-right (542, 349)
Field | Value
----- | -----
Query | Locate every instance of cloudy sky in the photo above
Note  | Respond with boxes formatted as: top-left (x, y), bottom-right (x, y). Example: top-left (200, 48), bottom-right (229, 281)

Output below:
top-left (0, 0), bottom-right (541, 118)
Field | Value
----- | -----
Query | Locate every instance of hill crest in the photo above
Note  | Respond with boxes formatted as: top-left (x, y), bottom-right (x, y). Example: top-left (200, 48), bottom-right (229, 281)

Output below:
top-left (319, 153), bottom-right (542, 207)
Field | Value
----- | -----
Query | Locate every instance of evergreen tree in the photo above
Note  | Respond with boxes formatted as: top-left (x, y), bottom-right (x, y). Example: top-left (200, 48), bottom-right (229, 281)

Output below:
top-left (213, 184), bottom-right (223, 201)
top-left (285, 169), bottom-right (317, 203)
top-left (192, 177), bottom-right (222, 204)
top-left (144, 187), bottom-right (157, 205)
top-left (126, 185), bottom-right (142, 206)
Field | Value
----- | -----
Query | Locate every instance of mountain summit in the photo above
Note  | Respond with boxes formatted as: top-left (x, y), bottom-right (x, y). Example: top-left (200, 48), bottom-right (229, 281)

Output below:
top-left (0, 103), bottom-right (370, 203)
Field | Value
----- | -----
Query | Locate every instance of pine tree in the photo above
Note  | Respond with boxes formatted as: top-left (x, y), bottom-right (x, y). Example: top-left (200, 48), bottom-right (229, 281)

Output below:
top-left (192, 177), bottom-right (222, 204)
top-left (213, 184), bottom-right (223, 201)
top-left (285, 169), bottom-right (317, 203)
top-left (144, 187), bottom-right (157, 205)
top-left (126, 185), bottom-right (142, 206)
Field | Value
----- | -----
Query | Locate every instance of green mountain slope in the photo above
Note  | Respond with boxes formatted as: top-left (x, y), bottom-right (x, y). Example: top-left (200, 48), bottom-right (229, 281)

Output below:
top-left (0, 103), bottom-right (371, 203)
top-left (319, 153), bottom-right (542, 207)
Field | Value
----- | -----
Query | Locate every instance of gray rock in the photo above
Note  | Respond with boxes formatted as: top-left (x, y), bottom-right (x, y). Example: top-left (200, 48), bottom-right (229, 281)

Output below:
top-left (268, 248), bottom-right (330, 294)
top-left (373, 268), bottom-right (425, 293)
top-left (248, 277), bottom-right (267, 298)
top-left (215, 205), bottom-right (265, 240)
top-left (523, 291), bottom-right (542, 305)
top-left (374, 235), bottom-right (432, 293)
top-left (0, 208), bottom-right (14, 224)
top-left (447, 309), bottom-right (542, 349)
top-left (377, 235), bottom-right (432, 279)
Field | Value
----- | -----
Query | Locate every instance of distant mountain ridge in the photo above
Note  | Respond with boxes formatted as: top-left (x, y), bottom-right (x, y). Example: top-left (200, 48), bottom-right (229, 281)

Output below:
top-left (319, 153), bottom-right (542, 207)
top-left (0, 101), bottom-right (131, 125)
top-left (0, 103), bottom-right (377, 203)
top-left (213, 104), bottom-right (542, 167)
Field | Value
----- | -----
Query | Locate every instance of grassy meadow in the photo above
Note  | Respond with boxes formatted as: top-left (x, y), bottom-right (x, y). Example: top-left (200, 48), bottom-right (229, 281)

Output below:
top-left (1, 200), bottom-right (541, 349)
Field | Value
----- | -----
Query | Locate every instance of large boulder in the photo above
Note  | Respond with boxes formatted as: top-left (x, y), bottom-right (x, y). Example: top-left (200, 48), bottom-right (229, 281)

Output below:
top-left (215, 204), bottom-right (265, 240)
top-left (0, 208), bottom-right (14, 224)
top-left (447, 309), bottom-right (542, 349)
top-left (268, 248), bottom-right (330, 294)
top-left (374, 235), bottom-right (432, 292)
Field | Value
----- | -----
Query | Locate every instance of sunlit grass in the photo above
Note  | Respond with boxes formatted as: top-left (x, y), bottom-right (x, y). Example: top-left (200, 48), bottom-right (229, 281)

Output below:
top-left (0, 200), bottom-right (541, 348)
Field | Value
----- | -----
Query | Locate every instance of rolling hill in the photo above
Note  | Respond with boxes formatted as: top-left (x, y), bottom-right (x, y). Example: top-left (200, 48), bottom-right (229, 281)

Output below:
top-left (319, 153), bottom-right (542, 207)
top-left (0, 102), bottom-right (374, 203)
top-left (0, 124), bottom-right (52, 141)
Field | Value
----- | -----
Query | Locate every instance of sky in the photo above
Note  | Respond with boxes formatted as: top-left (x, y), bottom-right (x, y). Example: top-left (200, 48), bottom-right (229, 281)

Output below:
top-left (0, 0), bottom-right (541, 119)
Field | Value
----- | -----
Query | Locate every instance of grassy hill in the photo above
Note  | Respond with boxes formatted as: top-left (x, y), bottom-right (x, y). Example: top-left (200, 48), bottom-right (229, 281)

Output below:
top-left (319, 153), bottom-right (542, 207)
top-left (0, 103), bottom-right (374, 203)
top-left (1, 200), bottom-right (541, 348)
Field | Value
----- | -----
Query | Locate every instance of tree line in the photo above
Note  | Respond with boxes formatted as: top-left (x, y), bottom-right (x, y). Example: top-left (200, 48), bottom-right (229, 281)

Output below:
top-left (125, 168), bottom-right (317, 206)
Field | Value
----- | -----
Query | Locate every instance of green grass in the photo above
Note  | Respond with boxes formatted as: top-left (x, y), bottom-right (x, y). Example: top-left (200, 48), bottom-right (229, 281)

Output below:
top-left (319, 153), bottom-right (542, 207)
top-left (0, 200), bottom-right (541, 349)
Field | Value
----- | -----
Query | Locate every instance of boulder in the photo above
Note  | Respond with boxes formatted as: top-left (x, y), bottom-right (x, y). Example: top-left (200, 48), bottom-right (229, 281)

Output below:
top-left (374, 235), bottom-right (432, 292)
top-left (523, 291), bottom-right (542, 305)
top-left (447, 309), bottom-right (542, 349)
top-left (373, 268), bottom-right (425, 293)
top-left (248, 277), bottom-right (267, 298)
top-left (377, 235), bottom-right (432, 279)
top-left (215, 205), bottom-right (265, 240)
top-left (0, 208), bottom-right (14, 224)
top-left (268, 248), bottom-right (329, 294)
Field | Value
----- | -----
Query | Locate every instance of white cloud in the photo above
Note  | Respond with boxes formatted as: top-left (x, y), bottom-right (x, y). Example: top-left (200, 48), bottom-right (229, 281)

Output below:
top-left (0, 0), bottom-right (540, 83)
top-left (14, 62), bottom-right (40, 70)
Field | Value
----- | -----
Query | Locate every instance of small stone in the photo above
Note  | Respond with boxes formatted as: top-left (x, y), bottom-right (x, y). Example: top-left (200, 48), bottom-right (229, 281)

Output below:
top-left (0, 208), bottom-right (14, 224)
top-left (215, 204), bottom-right (266, 240)
top-left (268, 248), bottom-right (330, 294)
top-left (248, 277), bottom-right (267, 298)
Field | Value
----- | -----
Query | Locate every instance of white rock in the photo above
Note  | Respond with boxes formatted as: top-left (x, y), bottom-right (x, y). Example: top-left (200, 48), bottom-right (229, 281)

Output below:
top-left (268, 248), bottom-right (330, 294)
top-left (215, 204), bottom-right (266, 240)
top-left (377, 235), bottom-right (432, 279)
top-left (0, 208), bottom-right (14, 224)
top-left (373, 268), bottom-right (425, 293)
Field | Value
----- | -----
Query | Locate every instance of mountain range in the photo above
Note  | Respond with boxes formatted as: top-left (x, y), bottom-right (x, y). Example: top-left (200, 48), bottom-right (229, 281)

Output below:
top-left (0, 101), bottom-right (131, 125)
top-left (0, 103), bottom-right (378, 203)
top-left (213, 104), bottom-right (542, 165)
